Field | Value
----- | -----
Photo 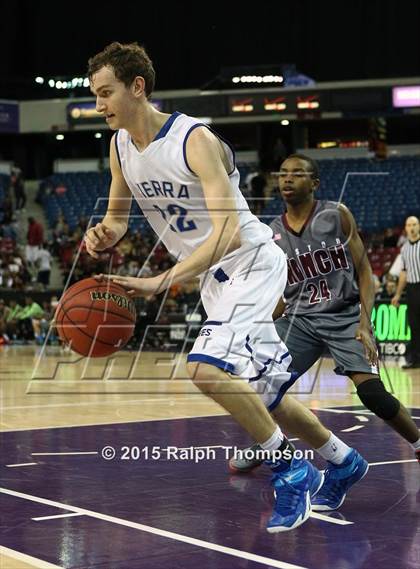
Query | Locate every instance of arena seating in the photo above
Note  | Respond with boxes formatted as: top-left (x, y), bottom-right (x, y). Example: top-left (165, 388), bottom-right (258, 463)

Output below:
top-left (0, 174), bottom-right (10, 224)
top-left (43, 171), bottom-right (150, 234)
top-left (42, 157), bottom-right (420, 235)
top-left (261, 156), bottom-right (420, 232)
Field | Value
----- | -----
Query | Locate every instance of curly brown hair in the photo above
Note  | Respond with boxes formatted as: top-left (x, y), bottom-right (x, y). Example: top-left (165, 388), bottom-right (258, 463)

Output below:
top-left (88, 42), bottom-right (155, 98)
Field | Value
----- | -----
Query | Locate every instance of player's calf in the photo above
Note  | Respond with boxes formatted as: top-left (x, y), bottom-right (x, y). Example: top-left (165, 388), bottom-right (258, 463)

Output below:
top-left (356, 378), bottom-right (400, 420)
top-left (356, 377), bottom-right (420, 451)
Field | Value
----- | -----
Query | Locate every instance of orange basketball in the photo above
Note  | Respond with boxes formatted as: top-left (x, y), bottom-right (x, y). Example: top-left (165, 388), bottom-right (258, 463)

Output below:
top-left (55, 277), bottom-right (136, 357)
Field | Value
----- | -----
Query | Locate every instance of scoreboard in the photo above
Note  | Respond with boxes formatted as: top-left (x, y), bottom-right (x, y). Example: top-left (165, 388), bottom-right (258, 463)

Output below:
top-left (228, 93), bottom-right (322, 116)
top-left (66, 83), bottom-right (420, 128)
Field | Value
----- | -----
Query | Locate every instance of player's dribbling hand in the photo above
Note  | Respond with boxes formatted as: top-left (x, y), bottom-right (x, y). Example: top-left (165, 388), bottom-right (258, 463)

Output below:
top-left (355, 326), bottom-right (378, 366)
top-left (85, 224), bottom-right (118, 258)
top-left (95, 274), bottom-right (161, 297)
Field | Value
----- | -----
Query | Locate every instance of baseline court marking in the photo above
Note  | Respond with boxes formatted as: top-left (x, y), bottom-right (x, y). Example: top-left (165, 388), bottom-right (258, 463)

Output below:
top-left (31, 452), bottom-right (98, 456)
top-left (314, 407), bottom-right (420, 420)
top-left (368, 459), bottom-right (416, 467)
top-left (309, 512), bottom-right (352, 525)
top-left (6, 462), bottom-right (38, 468)
top-left (33, 512), bottom-right (85, 522)
top-left (341, 425), bottom-right (365, 433)
top-left (356, 415), bottom-right (369, 422)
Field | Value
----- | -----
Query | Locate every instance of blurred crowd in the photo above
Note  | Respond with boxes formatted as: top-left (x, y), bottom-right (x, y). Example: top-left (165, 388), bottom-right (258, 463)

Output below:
top-left (0, 166), bottom-right (415, 349)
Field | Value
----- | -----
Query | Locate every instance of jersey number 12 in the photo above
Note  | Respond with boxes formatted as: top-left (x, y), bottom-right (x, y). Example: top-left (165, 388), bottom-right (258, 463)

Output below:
top-left (153, 204), bottom-right (197, 233)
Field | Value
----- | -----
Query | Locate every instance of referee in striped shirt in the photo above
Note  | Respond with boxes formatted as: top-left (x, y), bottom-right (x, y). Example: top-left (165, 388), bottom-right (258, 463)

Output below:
top-left (392, 216), bottom-right (420, 368)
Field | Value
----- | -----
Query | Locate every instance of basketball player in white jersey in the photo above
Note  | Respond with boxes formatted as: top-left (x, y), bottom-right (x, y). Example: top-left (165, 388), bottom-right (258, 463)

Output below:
top-left (85, 42), bottom-right (359, 531)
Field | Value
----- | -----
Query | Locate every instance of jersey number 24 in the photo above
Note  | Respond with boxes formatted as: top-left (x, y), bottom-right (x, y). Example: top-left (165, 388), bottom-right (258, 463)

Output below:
top-left (306, 279), bottom-right (332, 304)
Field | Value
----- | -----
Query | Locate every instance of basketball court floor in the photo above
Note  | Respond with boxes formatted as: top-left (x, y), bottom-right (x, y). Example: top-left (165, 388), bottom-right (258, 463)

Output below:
top-left (1, 346), bottom-right (419, 568)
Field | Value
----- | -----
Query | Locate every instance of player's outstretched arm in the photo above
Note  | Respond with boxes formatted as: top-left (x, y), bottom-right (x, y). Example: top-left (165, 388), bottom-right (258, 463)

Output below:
top-left (85, 134), bottom-right (132, 258)
top-left (339, 204), bottom-right (378, 365)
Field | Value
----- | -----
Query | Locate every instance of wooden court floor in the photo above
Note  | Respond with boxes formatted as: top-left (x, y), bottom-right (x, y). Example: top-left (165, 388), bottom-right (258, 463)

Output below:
top-left (1, 345), bottom-right (419, 568)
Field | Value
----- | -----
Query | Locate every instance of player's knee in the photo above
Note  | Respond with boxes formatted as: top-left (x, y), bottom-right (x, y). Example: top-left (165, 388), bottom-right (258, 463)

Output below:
top-left (186, 361), bottom-right (225, 391)
top-left (356, 378), bottom-right (400, 420)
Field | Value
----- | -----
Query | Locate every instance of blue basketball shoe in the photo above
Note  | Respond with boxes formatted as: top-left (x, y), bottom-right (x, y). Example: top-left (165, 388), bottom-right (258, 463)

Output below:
top-left (311, 448), bottom-right (369, 511)
top-left (267, 458), bottom-right (323, 533)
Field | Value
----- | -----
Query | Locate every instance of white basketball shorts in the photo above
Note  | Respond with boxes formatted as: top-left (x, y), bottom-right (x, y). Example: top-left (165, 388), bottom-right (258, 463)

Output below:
top-left (187, 240), bottom-right (298, 409)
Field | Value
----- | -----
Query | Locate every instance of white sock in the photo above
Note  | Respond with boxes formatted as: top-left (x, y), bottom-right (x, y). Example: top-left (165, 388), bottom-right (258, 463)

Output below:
top-left (316, 432), bottom-right (351, 465)
top-left (412, 437), bottom-right (420, 451)
top-left (260, 426), bottom-right (284, 452)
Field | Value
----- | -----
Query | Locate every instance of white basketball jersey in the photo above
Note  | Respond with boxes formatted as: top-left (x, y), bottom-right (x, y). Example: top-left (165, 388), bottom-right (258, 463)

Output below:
top-left (115, 112), bottom-right (272, 267)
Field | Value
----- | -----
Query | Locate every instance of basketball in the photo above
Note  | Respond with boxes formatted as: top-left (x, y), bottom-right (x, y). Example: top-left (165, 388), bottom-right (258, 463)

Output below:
top-left (54, 277), bottom-right (136, 357)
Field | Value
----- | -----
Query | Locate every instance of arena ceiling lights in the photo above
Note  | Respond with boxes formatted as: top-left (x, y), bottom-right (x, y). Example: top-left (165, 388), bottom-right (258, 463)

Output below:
top-left (35, 76), bottom-right (90, 90)
top-left (232, 74), bottom-right (283, 85)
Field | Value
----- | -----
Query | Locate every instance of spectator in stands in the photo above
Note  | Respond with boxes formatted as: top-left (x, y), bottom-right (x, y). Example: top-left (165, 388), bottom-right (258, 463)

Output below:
top-left (168, 283), bottom-right (182, 299)
top-left (117, 236), bottom-right (133, 257)
top-left (0, 298), bottom-right (10, 318)
top-left (128, 259), bottom-right (142, 276)
top-left (131, 295), bottom-right (160, 349)
top-left (50, 295), bottom-right (59, 311)
top-left (0, 257), bottom-right (10, 287)
top-left (78, 216), bottom-right (89, 233)
top-left (250, 169), bottom-right (266, 216)
top-left (55, 184), bottom-right (67, 196)
top-left (26, 217), bottom-right (44, 279)
top-left (35, 179), bottom-right (54, 205)
top-left (0, 196), bottom-right (14, 225)
top-left (134, 259), bottom-right (152, 277)
top-left (10, 165), bottom-right (26, 211)
top-left (372, 274), bottom-right (381, 298)
top-left (16, 296), bottom-right (44, 340)
top-left (5, 299), bottom-right (23, 340)
top-left (379, 261), bottom-right (393, 286)
top-left (36, 243), bottom-right (52, 289)
top-left (53, 213), bottom-right (67, 236)
top-left (177, 280), bottom-right (201, 314)
top-left (6, 299), bottom-right (22, 321)
top-left (117, 259), bottom-right (130, 276)
top-left (0, 221), bottom-right (17, 241)
top-left (32, 299), bottom-right (54, 344)
top-left (382, 275), bottom-right (398, 300)
top-left (272, 137), bottom-right (287, 169)
top-left (383, 227), bottom-right (398, 248)
top-left (0, 251), bottom-right (29, 290)
top-left (0, 299), bottom-right (10, 344)
top-left (50, 214), bottom-right (68, 255)
top-left (117, 258), bottom-right (141, 277)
